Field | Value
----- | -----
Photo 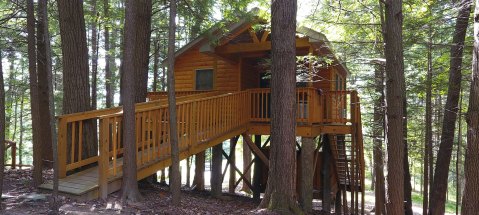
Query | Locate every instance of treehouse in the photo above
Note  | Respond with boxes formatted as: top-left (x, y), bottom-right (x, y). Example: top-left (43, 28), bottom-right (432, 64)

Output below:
top-left (40, 19), bottom-right (365, 214)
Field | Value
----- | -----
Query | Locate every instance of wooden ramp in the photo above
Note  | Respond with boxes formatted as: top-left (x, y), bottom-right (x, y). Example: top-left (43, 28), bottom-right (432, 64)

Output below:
top-left (39, 88), bottom-right (365, 208)
top-left (40, 91), bottom-right (251, 200)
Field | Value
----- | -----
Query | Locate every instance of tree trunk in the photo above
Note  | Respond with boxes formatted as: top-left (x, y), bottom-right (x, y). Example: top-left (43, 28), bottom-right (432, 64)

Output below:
top-left (299, 137), bottom-right (314, 213)
top-left (252, 135), bottom-right (262, 201)
top-left (91, 0), bottom-right (99, 110)
top-left (211, 144), bottom-right (223, 197)
top-left (424, 16), bottom-right (433, 214)
top-left (429, 1), bottom-right (472, 214)
top-left (27, 0), bottom-right (43, 187)
top-left (384, 0), bottom-right (405, 213)
top-left (461, 1), bottom-right (479, 212)
top-left (167, 0), bottom-right (181, 206)
top-left (57, 0), bottom-right (96, 158)
top-left (404, 100), bottom-right (413, 215)
top-left (120, 0), bottom-right (143, 202)
top-left (186, 156), bottom-right (191, 187)
top-left (133, 0), bottom-right (152, 103)
top-left (229, 137), bottom-right (237, 194)
top-left (373, 63), bottom-right (386, 215)
top-left (259, 0), bottom-right (299, 213)
top-left (0, 49), bottom-right (6, 205)
top-left (152, 40), bottom-right (160, 91)
top-left (193, 151), bottom-right (205, 191)
top-left (456, 92), bottom-right (463, 214)
top-left (104, 0), bottom-right (113, 108)
top-left (37, 0), bottom-right (54, 168)
top-left (19, 95), bottom-right (24, 167)
top-left (241, 137), bottom-right (252, 193)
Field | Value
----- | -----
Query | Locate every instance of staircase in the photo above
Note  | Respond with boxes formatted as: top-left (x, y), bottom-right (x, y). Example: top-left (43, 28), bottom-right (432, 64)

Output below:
top-left (328, 92), bottom-right (365, 214)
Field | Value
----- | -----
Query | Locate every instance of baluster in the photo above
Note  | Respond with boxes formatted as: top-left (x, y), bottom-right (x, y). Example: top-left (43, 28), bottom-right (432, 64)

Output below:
top-left (78, 121), bottom-right (83, 161)
top-left (71, 122), bottom-right (76, 164)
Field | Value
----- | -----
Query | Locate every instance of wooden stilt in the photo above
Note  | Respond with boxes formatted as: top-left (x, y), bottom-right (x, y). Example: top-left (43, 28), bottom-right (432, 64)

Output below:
top-left (335, 190), bottom-right (342, 214)
top-left (252, 135), bottom-right (262, 201)
top-left (299, 137), bottom-right (315, 213)
top-left (322, 135), bottom-right (332, 213)
top-left (242, 133), bottom-right (269, 168)
top-left (242, 136), bottom-right (252, 192)
top-left (229, 136), bottom-right (238, 193)
top-left (211, 143), bottom-right (223, 197)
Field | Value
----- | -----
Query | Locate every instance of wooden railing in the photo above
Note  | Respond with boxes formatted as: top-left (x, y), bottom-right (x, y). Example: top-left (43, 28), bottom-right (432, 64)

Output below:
top-left (57, 88), bottom-right (360, 180)
top-left (147, 90), bottom-right (213, 101)
top-left (57, 91), bottom-right (224, 178)
top-left (249, 87), bottom-right (322, 124)
top-left (322, 91), bottom-right (355, 123)
top-left (96, 91), bottom-right (251, 197)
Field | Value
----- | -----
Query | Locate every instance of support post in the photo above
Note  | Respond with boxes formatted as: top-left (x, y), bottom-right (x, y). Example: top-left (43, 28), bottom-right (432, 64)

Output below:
top-left (229, 137), bottom-right (238, 193)
top-left (211, 142), bottom-right (223, 197)
top-left (98, 118), bottom-right (110, 200)
top-left (299, 137), bottom-right (315, 213)
top-left (252, 135), bottom-right (262, 201)
top-left (58, 118), bottom-right (67, 178)
top-left (242, 136), bottom-right (252, 192)
top-left (192, 151), bottom-right (205, 191)
top-left (322, 135), bottom-right (332, 213)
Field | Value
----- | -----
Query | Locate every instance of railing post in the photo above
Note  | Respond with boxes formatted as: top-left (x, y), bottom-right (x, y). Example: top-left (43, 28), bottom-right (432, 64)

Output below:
top-left (308, 88), bottom-right (315, 124)
top-left (58, 118), bottom-right (67, 178)
top-left (98, 118), bottom-right (110, 199)
top-left (189, 101), bottom-right (197, 152)
top-left (350, 91), bottom-right (358, 123)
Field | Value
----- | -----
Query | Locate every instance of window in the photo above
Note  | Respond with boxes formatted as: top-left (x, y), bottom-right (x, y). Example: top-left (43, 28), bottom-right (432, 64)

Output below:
top-left (195, 69), bottom-right (214, 90)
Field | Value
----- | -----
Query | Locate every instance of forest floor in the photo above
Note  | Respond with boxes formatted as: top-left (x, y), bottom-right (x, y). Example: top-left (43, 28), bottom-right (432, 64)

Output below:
top-left (2, 169), bottom-right (452, 215)
top-left (0, 169), bottom-right (321, 215)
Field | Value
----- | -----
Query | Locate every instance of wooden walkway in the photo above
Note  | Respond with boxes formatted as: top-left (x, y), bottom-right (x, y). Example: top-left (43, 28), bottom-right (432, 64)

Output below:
top-left (38, 89), bottom-right (364, 203)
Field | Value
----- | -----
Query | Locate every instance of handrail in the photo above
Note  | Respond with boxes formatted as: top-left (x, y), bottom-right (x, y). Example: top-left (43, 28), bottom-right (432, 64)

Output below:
top-left (147, 90), bottom-right (214, 101)
top-left (249, 87), bottom-right (322, 124)
top-left (57, 88), bottom-right (361, 180)
top-left (57, 91), bottom-right (223, 177)
top-left (97, 91), bottom-right (251, 198)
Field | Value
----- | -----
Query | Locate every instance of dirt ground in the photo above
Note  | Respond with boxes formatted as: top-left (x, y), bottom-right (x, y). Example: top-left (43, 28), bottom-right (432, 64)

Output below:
top-left (0, 169), bottom-right (311, 215)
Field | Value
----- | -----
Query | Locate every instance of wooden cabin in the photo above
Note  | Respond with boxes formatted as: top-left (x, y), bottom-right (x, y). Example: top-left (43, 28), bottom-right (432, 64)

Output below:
top-left (40, 19), bottom-right (365, 214)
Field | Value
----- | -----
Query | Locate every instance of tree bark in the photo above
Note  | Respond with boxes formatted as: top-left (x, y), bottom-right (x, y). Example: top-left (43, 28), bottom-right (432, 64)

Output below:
top-left (37, 0), bottom-right (54, 167)
top-left (456, 91), bottom-right (463, 215)
top-left (91, 0), bottom-right (99, 110)
top-left (373, 63), bottom-right (386, 215)
top-left (120, 0), bottom-right (143, 202)
top-left (461, 1), bottom-right (479, 212)
top-left (229, 137), bottom-right (237, 194)
top-left (241, 138), bottom-right (252, 193)
top-left (57, 0), bottom-right (96, 158)
top-left (384, 0), bottom-right (405, 214)
top-left (424, 15), bottom-right (433, 214)
top-left (167, 0), bottom-right (181, 206)
top-left (299, 137), bottom-right (314, 213)
top-left (193, 151), bottom-right (205, 191)
top-left (0, 49), bottom-right (6, 205)
top-left (104, 0), bottom-right (113, 108)
top-left (404, 100), bottom-right (413, 215)
top-left (133, 0), bottom-right (152, 103)
top-left (27, 0), bottom-right (43, 187)
top-left (152, 40), bottom-right (160, 91)
top-left (429, 1), bottom-right (472, 214)
top-left (211, 144), bottom-right (223, 197)
top-left (259, 0), bottom-right (299, 213)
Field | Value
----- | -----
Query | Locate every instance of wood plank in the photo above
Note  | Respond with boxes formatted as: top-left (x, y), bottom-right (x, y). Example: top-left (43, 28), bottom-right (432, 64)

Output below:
top-left (241, 133), bottom-right (269, 168)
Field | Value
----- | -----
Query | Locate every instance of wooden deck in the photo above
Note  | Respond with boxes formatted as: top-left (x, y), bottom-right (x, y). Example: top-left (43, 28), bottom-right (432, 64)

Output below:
top-left (41, 88), bottom-right (364, 202)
